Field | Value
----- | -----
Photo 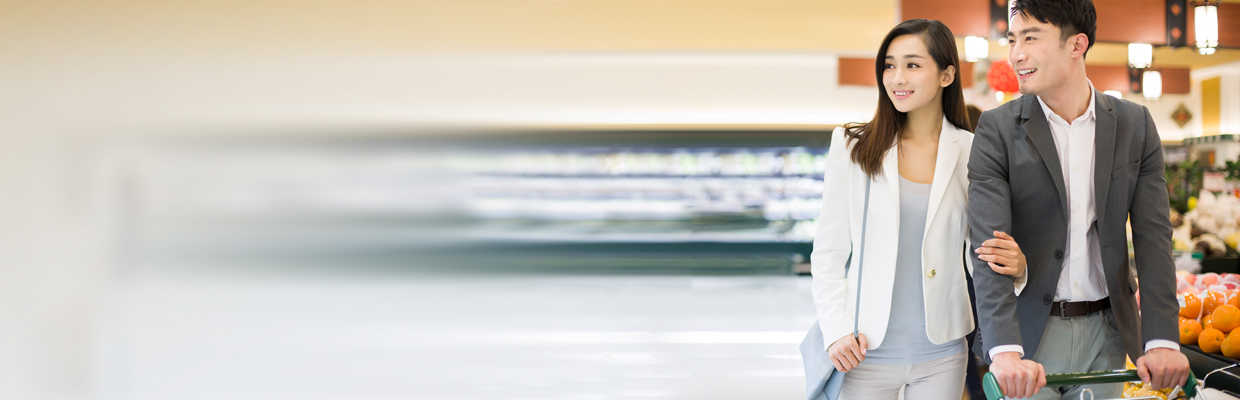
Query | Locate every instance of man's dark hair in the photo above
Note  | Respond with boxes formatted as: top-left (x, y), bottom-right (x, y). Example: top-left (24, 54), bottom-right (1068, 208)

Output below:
top-left (1011, 0), bottom-right (1097, 57)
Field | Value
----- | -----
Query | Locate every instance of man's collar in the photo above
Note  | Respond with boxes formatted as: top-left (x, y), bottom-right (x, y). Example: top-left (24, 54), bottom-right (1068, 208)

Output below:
top-left (1035, 80), bottom-right (1096, 123)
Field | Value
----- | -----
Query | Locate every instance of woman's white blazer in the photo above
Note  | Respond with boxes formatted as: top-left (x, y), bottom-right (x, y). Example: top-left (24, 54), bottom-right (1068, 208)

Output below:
top-left (812, 118), bottom-right (975, 351)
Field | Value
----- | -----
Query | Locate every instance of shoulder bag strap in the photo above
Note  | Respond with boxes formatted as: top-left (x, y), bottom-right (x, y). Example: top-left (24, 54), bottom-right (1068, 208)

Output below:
top-left (852, 177), bottom-right (872, 338)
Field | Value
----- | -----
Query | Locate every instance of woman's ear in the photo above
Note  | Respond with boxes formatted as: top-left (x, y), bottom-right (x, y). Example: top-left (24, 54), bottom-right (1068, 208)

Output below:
top-left (940, 65), bottom-right (956, 87)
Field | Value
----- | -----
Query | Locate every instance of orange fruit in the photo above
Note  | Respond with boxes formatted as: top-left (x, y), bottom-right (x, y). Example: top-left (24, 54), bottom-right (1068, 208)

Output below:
top-left (1206, 291), bottom-right (1228, 315)
top-left (1229, 292), bottom-right (1240, 309)
top-left (1201, 328), bottom-right (1226, 353)
top-left (1205, 314), bottom-right (1216, 330)
top-left (1182, 293), bottom-right (1203, 319)
top-left (1181, 318), bottom-right (1204, 344)
top-left (1224, 331), bottom-right (1240, 359)
top-left (1215, 305), bottom-right (1240, 333)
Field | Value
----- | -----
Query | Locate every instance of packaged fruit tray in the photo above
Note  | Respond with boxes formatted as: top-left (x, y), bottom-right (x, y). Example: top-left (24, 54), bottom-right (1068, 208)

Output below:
top-left (1178, 272), bottom-right (1240, 393)
top-left (1177, 272), bottom-right (1240, 297)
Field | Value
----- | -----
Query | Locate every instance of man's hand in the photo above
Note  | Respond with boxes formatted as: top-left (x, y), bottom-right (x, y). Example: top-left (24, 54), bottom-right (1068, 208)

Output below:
top-left (989, 352), bottom-right (1046, 399)
top-left (1136, 348), bottom-right (1190, 390)
top-left (827, 333), bottom-right (869, 372)
top-left (976, 231), bottom-right (1027, 277)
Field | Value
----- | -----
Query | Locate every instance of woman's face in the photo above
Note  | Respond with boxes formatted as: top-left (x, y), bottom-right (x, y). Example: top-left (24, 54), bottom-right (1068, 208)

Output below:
top-left (882, 34), bottom-right (954, 114)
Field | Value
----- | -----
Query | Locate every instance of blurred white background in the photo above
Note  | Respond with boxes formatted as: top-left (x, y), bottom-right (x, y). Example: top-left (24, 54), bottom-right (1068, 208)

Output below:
top-left (0, 1), bottom-right (864, 398)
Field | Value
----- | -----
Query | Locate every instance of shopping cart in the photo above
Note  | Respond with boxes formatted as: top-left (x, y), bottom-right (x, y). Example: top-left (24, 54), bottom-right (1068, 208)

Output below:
top-left (982, 370), bottom-right (1202, 400)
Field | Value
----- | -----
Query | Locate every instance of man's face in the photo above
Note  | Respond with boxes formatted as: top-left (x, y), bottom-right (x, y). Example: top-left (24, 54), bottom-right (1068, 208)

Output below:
top-left (1007, 13), bottom-right (1076, 96)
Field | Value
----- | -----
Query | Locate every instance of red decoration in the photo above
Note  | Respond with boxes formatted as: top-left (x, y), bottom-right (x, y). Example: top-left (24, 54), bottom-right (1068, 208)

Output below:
top-left (988, 61), bottom-right (1019, 93)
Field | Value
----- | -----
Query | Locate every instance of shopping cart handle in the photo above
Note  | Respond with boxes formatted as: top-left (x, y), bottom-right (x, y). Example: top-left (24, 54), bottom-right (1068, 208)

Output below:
top-left (982, 369), bottom-right (1199, 400)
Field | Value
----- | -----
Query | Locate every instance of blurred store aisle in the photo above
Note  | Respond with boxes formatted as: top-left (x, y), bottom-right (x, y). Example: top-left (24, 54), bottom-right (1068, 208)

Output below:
top-left (96, 271), bottom-right (816, 399)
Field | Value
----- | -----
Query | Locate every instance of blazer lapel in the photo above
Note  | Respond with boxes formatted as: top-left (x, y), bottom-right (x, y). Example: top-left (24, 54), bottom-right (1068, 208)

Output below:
top-left (1021, 95), bottom-right (1071, 224)
top-left (924, 117), bottom-right (960, 238)
top-left (1094, 91), bottom-right (1117, 225)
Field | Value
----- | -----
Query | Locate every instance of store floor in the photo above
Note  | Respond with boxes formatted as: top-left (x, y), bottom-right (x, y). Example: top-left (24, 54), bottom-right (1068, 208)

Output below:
top-left (96, 272), bottom-right (819, 399)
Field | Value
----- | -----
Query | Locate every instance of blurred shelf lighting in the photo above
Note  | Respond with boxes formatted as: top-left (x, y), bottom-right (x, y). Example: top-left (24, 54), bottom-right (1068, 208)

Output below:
top-left (1128, 43), bottom-right (1153, 69)
top-left (1103, 90), bottom-right (1123, 98)
top-left (1143, 70), bottom-right (1162, 101)
top-left (965, 36), bottom-right (989, 62)
top-left (1196, 2), bottom-right (1219, 55)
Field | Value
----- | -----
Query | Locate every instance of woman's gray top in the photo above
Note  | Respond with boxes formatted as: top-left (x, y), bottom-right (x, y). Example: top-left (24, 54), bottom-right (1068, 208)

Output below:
top-left (864, 175), bottom-right (967, 364)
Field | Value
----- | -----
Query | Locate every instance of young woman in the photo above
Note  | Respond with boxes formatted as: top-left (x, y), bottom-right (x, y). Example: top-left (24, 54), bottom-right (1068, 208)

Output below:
top-left (811, 19), bottom-right (1027, 399)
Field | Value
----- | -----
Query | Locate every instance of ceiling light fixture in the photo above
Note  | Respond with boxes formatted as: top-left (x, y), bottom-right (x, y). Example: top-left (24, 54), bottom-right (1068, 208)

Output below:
top-left (1195, 1), bottom-right (1219, 55)
top-left (1143, 71), bottom-right (1162, 101)
top-left (1128, 43), bottom-right (1153, 69)
top-left (965, 36), bottom-right (989, 62)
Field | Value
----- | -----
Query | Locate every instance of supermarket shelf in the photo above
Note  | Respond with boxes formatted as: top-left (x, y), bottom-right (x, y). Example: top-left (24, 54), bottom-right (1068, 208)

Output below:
top-left (1183, 344), bottom-right (1240, 393)
top-left (137, 219), bottom-right (814, 275)
top-left (127, 130), bottom-right (837, 275)
top-left (1184, 135), bottom-right (1240, 147)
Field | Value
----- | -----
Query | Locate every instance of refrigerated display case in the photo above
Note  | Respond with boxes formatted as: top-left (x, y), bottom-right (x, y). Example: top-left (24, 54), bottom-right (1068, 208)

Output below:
top-left (448, 129), bottom-right (836, 274)
top-left (130, 129), bottom-right (839, 274)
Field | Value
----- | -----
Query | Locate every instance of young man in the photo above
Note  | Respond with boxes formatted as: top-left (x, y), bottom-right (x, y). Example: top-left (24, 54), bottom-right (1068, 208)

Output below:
top-left (969, 0), bottom-right (1191, 399)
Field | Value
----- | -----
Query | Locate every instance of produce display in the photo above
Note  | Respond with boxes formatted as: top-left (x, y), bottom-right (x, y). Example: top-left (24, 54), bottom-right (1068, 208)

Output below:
top-left (1170, 190), bottom-right (1240, 256)
top-left (1177, 271), bottom-right (1240, 358)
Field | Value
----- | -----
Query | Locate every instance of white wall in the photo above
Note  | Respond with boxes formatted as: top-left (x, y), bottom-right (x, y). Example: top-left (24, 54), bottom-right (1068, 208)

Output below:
top-left (1121, 92), bottom-right (1198, 142)
top-left (1223, 74), bottom-right (1240, 135)
top-left (402, 53), bottom-right (881, 127)
top-left (22, 53), bottom-right (884, 131)
top-left (1187, 60), bottom-right (1240, 138)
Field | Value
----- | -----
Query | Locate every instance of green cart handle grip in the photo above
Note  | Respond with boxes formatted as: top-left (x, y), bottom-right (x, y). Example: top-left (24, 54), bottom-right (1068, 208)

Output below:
top-left (982, 369), bottom-right (1199, 400)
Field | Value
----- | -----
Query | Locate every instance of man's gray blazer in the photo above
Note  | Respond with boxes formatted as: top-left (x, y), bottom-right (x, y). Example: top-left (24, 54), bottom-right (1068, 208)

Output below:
top-left (968, 91), bottom-right (1178, 363)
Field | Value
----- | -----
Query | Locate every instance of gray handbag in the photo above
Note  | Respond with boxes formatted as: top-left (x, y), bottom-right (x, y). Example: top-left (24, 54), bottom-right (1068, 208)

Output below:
top-left (800, 177), bottom-right (871, 400)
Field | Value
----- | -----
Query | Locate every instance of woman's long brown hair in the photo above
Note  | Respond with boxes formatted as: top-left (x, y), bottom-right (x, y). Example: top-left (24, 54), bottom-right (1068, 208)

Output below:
top-left (845, 19), bottom-right (972, 179)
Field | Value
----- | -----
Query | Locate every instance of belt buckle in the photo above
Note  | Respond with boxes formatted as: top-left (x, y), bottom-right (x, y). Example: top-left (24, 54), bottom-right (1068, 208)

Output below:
top-left (1058, 301), bottom-right (1070, 318)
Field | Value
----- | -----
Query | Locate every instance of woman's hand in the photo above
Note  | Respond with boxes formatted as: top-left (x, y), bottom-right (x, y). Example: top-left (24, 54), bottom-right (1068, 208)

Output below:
top-left (827, 332), bottom-right (868, 372)
top-left (976, 230), bottom-right (1026, 278)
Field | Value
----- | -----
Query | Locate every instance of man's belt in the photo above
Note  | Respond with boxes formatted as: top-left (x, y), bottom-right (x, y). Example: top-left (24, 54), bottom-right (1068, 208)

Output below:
top-left (1049, 297), bottom-right (1111, 318)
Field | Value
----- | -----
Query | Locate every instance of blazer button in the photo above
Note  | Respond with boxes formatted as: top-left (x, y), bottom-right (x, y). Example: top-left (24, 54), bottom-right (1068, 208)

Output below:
top-left (1054, 250), bottom-right (1064, 259)
top-left (1043, 294), bottom-right (1052, 305)
top-left (927, 269), bottom-right (936, 278)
